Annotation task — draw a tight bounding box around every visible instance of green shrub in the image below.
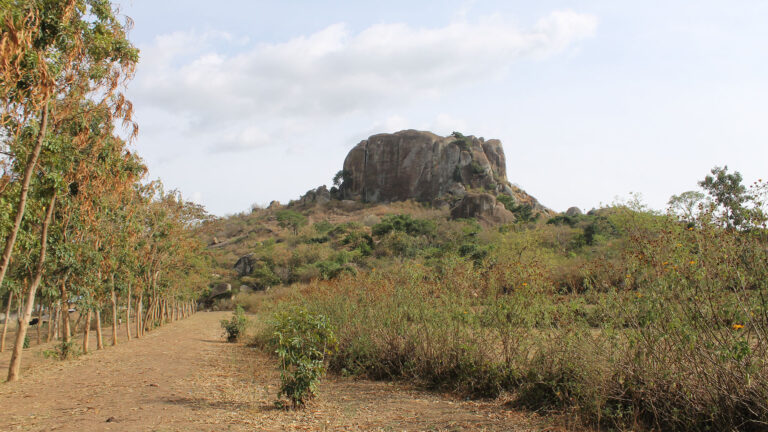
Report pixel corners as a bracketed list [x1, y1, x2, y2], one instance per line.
[43, 340, 80, 360]
[469, 160, 485, 175]
[496, 194, 515, 211]
[451, 131, 472, 152]
[313, 220, 334, 234]
[458, 243, 488, 266]
[276, 210, 307, 234]
[248, 263, 282, 288]
[220, 306, 248, 342]
[371, 214, 436, 238]
[496, 195, 538, 223]
[271, 307, 337, 407]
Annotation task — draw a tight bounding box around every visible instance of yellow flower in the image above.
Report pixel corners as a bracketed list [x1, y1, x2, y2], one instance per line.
[689, 260, 696, 265]
[626, 274, 631, 278]
[662, 261, 669, 265]
[688, 227, 694, 231]
[522, 282, 528, 287]
[732, 324, 744, 330]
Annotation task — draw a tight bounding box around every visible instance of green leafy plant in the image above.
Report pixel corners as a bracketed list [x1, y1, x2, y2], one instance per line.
[451, 131, 473, 152]
[469, 160, 485, 175]
[43, 340, 80, 360]
[271, 307, 337, 407]
[220, 306, 248, 342]
[276, 210, 307, 235]
[371, 214, 436, 237]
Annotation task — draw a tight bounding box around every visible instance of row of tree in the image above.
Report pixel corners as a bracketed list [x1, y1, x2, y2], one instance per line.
[0, 0, 212, 381]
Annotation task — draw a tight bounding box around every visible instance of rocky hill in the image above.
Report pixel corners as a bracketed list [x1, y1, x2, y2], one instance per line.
[198, 129, 555, 295]
[338, 130, 547, 215]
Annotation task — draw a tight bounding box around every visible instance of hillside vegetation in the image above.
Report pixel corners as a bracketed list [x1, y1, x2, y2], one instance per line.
[204, 167, 768, 431]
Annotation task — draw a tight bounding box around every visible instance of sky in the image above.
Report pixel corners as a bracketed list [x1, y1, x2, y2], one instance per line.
[114, 0, 768, 216]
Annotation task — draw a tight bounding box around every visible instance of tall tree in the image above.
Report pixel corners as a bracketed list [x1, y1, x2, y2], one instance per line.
[0, 0, 138, 302]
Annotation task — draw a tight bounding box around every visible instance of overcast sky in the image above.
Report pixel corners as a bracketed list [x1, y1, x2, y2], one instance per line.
[115, 0, 768, 216]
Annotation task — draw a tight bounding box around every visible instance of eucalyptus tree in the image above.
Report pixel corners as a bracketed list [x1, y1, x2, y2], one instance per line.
[7, 97, 141, 379]
[0, 0, 138, 304]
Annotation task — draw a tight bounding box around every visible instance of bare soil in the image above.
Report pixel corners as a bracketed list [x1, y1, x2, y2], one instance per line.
[0, 312, 555, 431]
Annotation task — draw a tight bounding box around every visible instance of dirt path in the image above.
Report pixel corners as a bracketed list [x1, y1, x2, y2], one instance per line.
[0, 312, 550, 431]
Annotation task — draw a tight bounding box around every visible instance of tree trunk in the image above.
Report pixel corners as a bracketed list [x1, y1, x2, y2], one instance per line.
[46, 302, 54, 342]
[159, 298, 165, 325]
[110, 275, 117, 346]
[149, 299, 156, 329]
[36, 302, 42, 344]
[1, 290, 13, 352]
[136, 294, 142, 338]
[60, 278, 71, 344]
[0, 105, 49, 292]
[83, 309, 91, 354]
[15, 294, 22, 328]
[72, 307, 84, 336]
[51, 304, 58, 340]
[53, 305, 60, 340]
[142, 297, 152, 333]
[125, 283, 131, 341]
[7, 192, 56, 382]
[95, 309, 103, 350]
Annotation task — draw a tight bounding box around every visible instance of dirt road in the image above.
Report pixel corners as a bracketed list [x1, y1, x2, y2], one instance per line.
[0, 312, 546, 431]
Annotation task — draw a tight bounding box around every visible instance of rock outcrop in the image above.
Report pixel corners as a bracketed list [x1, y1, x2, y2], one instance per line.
[340, 130, 546, 212]
[204, 283, 232, 305]
[565, 207, 583, 217]
[450, 193, 515, 225]
[234, 254, 254, 277]
[297, 186, 331, 206]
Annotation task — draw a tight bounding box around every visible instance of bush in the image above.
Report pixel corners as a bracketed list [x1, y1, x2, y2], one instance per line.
[220, 306, 248, 342]
[469, 160, 485, 175]
[276, 210, 307, 235]
[43, 340, 80, 360]
[270, 307, 337, 407]
[451, 131, 472, 152]
[371, 214, 436, 238]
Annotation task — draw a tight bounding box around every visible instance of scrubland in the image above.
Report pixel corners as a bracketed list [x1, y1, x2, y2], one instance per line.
[206, 171, 768, 431]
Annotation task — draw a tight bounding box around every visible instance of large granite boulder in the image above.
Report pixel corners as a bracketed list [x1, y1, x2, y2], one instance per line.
[565, 207, 583, 217]
[340, 130, 547, 212]
[205, 283, 232, 304]
[450, 193, 515, 225]
[234, 254, 255, 277]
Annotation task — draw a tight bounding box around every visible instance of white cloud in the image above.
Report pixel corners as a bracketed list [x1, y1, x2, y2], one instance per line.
[127, 10, 597, 215]
[131, 11, 597, 154]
